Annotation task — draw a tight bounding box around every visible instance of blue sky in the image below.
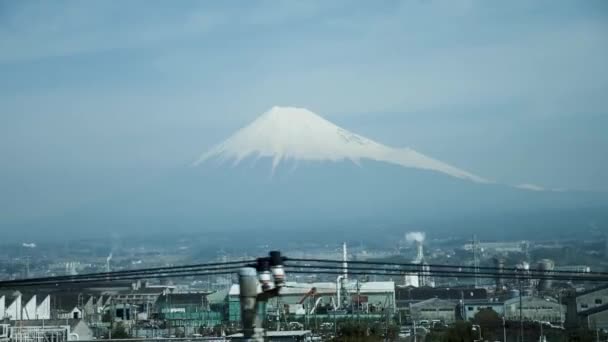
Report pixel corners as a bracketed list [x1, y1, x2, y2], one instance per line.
[1, 0, 607, 222]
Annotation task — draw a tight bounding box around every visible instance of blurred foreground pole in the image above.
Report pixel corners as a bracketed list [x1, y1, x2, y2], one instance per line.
[239, 267, 263, 341]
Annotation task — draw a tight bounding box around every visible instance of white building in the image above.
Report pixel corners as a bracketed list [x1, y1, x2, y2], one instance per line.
[228, 280, 395, 314]
[8, 320, 93, 342]
[0, 292, 52, 321]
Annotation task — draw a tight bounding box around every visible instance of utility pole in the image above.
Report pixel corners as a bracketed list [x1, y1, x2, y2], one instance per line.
[472, 235, 479, 288]
[238, 267, 260, 341]
[238, 251, 285, 342]
[503, 317, 507, 342]
[519, 279, 524, 342]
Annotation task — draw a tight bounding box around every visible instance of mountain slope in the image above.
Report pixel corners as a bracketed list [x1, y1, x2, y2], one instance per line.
[196, 106, 488, 183]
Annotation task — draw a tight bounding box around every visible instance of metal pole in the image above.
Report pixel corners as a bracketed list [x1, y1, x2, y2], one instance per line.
[519, 279, 524, 342]
[238, 267, 259, 341]
[503, 317, 507, 342]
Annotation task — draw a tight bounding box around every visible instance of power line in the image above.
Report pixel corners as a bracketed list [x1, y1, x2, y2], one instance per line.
[284, 263, 608, 282]
[4, 255, 607, 289]
[0, 269, 240, 288]
[0, 260, 255, 288]
[287, 257, 608, 277]
[285, 269, 608, 282]
[284, 263, 603, 281]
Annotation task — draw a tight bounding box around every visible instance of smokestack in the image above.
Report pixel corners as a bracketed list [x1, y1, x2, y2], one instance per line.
[416, 241, 424, 263]
[106, 253, 113, 273]
[493, 258, 505, 291]
[406, 232, 426, 263]
[342, 242, 348, 279]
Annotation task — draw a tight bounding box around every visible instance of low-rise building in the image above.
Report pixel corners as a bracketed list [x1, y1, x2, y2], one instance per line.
[8, 319, 93, 341]
[396, 286, 487, 307]
[229, 330, 312, 341]
[0, 292, 51, 320]
[579, 303, 608, 330]
[462, 300, 505, 321]
[227, 281, 395, 323]
[576, 285, 608, 312]
[410, 298, 458, 323]
[504, 296, 565, 323]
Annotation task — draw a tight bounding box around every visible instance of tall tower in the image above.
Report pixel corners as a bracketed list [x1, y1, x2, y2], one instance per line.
[342, 242, 348, 279]
[493, 257, 505, 291]
[106, 253, 113, 273]
[472, 235, 480, 288]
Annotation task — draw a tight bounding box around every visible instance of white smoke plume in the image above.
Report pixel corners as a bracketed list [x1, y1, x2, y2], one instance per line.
[22, 242, 36, 248]
[405, 232, 426, 243]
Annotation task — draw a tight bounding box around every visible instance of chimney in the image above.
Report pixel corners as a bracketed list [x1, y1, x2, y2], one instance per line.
[342, 242, 348, 279]
[415, 240, 424, 263]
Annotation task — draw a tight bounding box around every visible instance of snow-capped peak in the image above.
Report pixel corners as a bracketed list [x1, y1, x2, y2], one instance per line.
[195, 106, 488, 183]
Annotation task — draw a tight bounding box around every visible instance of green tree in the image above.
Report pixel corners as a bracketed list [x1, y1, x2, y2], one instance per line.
[111, 323, 131, 339]
[101, 310, 112, 323]
[473, 308, 502, 341]
[443, 321, 473, 342]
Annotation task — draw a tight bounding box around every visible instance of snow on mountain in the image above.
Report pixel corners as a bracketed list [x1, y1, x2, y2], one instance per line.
[516, 183, 546, 191]
[195, 106, 489, 183]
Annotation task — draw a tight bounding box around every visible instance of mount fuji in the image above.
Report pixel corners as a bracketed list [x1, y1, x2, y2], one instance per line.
[196, 106, 488, 183]
[13, 107, 608, 241]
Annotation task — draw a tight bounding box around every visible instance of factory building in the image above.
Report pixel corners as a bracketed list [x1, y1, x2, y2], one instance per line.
[2, 319, 93, 342]
[409, 298, 458, 323]
[227, 281, 395, 322]
[0, 292, 51, 320]
[157, 292, 223, 334]
[504, 296, 565, 323]
[576, 284, 608, 312]
[579, 304, 608, 330]
[462, 300, 505, 321]
[463, 241, 526, 253]
[396, 286, 487, 306]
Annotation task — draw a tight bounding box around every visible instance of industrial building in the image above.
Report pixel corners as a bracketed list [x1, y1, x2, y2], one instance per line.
[579, 304, 608, 330]
[503, 296, 565, 323]
[396, 286, 487, 305]
[1, 320, 93, 342]
[157, 292, 223, 335]
[576, 284, 608, 312]
[409, 298, 458, 323]
[463, 241, 526, 253]
[227, 281, 396, 322]
[462, 300, 505, 321]
[228, 330, 313, 341]
[0, 292, 51, 321]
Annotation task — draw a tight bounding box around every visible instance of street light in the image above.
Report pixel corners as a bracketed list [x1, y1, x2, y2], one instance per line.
[472, 324, 482, 342]
[502, 317, 507, 342]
